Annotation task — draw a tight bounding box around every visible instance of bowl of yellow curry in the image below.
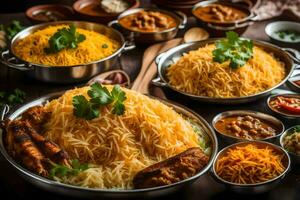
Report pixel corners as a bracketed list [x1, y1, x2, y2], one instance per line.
[0, 21, 134, 83]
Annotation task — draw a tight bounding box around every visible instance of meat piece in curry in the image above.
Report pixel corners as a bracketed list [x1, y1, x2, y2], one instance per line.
[132, 147, 209, 189]
[119, 11, 178, 32]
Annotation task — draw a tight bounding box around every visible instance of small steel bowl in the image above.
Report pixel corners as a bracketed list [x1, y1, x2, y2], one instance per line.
[212, 110, 285, 144]
[0, 91, 218, 198]
[108, 8, 187, 44]
[212, 141, 291, 194]
[0, 21, 135, 84]
[267, 94, 300, 119]
[280, 125, 300, 166]
[192, 0, 258, 37]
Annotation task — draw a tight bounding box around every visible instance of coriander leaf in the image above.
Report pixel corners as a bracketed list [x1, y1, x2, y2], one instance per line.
[44, 25, 86, 54]
[6, 20, 24, 40]
[0, 88, 26, 105]
[73, 95, 99, 120]
[212, 31, 253, 69]
[88, 83, 113, 105]
[111, 85, 126, 115]
[49, 159, 90, 179]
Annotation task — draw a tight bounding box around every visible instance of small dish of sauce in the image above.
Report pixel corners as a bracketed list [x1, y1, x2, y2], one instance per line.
[268, 95, 300, 117]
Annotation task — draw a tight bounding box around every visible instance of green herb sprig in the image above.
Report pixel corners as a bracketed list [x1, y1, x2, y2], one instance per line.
[0, 20, 24, 51]
[44, 25, 86, 54]
[49, 159, 89, 179]
[0, 88, 26, 106]
[73, 83, 126, 120]
[212, 31, 253, 69]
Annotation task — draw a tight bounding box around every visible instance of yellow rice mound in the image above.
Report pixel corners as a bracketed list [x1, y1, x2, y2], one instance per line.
[13, 25, 120, 66]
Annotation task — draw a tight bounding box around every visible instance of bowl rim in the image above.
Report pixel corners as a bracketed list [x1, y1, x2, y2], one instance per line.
[9, 21, 126, 68]
[0, 90, 218, 193]
[26, 4, 75, 21]
[267, 94, 300, 118]
[265, 21, 300, 44]
[211, 110, 285, 141]
[73, 0, 140, 17]
[279, 125, 300, 157]
[115, 7, 182, 34]
[212, 140, 291, 187]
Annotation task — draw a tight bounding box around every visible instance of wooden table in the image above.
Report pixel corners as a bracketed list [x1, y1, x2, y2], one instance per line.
[0, 3, 300, 200]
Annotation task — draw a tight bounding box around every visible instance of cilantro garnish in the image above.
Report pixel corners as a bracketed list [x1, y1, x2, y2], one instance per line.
[212, 31, 253, 69]
[44, 25, 86, 54]
[73, 83, 126, 120]
[49, 159, 89, 179]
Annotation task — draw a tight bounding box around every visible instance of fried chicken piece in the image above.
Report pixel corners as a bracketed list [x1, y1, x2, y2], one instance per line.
[23, 121, 69, 166]
[133, 147, 209, 189]
[6, 120, 48, 176]
[21, 106, 51, 133]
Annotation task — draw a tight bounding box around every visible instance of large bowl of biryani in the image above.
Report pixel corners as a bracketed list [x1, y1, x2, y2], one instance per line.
[0, 21, 131, 83]
[153, 38, 296, 104]
[0, 85, 218, 198]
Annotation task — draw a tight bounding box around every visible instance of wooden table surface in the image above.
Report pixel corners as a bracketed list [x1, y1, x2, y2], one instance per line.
[1, 2, 300, 200]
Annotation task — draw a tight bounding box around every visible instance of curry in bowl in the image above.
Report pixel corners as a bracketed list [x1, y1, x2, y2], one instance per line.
[118, 10, 178, 33]
[13, 24, 120, 66]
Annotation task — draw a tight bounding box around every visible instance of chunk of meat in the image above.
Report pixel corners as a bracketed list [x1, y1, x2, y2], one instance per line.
[22, 120, 69, 166]
[6, 120, 48, 176]
[21, 106, 51, 132]
[133, 147, 209, 189]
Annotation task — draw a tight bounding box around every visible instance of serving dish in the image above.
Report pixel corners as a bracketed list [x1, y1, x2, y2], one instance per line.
[212, 141, 291, 194]
[267, 94, 300, 119]
[0, 91, 218, 198]
[152, 38, 300, 104]
[108, 8, 187, 44]
[265, 21, 300, 50]
[73, 0, 140, 24]
[192, 0, 259, 37]
[26, 4, 74, 24]
[212, 110, 284, 144]
[0, 21, 135, 84]
[280, 125, 300, 166]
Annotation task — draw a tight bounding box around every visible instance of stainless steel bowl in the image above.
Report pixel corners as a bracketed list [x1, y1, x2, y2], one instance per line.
[267, 94, 300, 119]
[108, 8, 187, 44]
[152, 38, 300, 104]
[280, 125, 300, 166]
[212, 110, 285, 144]
[212, 141, 291, 194]
[0, 92, 218, 198]
[192, 0, 259, 37]
[0, 21, 134, 84]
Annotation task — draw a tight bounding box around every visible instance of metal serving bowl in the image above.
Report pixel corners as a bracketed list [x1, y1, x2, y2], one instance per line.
[0, 92, 218, 198]
[192, 0, 259, 37]
[108, 8, 187, 44]
[152, 38, 300, 104]
[212, 110, 285, 144]
[0, 21, 134, 84]
[280, 125, 300, 166]
[212, 141, 291, 194]
[267, 94, 300, 119]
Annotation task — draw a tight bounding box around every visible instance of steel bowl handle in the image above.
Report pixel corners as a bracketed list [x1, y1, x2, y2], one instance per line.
[175, 11, 187, 29]
[1, 50, 32, 71]
[151, 77, 167, 87]
[155, 52, 166, 66]
[123, 40, 136, 51]
[283, 48, 300, 65]
[0, 104, 9, 127]
[107, 20, 119, 28]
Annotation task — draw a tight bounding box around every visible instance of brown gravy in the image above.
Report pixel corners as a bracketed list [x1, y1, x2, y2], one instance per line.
[119, 11, 178, 32]
[193, 3, 247, 23]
